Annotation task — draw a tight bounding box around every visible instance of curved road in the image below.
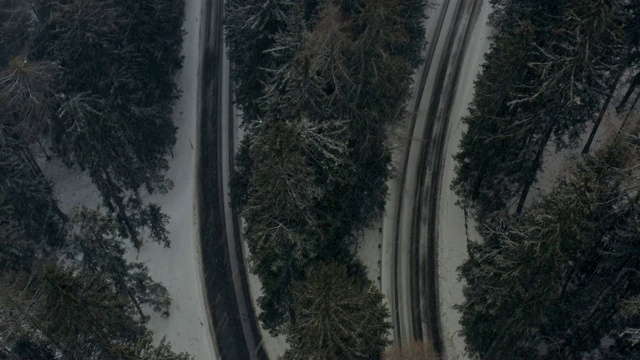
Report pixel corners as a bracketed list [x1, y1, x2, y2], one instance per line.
[383, 0, 483, 356]
[197, 0, 266, 359]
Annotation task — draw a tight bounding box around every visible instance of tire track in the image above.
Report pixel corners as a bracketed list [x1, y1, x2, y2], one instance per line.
[392, 0, 451, 347]
[415, 1, 483, 357]
[390, 0, 483, 356]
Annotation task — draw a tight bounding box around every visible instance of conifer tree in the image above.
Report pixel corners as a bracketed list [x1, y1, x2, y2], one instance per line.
[0, 136, 65, 272]
[231, 0, 427, 337]
[281, 263, 390, 360]
[0, 55, 58, 144]
[243, 118, 352, 333]
[617, 1, 640, 113]
[68, 207, 171, 319]
[225, 0, 294, 124]
[29, 0, 185, 249]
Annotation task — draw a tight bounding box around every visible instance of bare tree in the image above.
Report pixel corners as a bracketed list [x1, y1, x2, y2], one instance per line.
[0, 55, 58, 144]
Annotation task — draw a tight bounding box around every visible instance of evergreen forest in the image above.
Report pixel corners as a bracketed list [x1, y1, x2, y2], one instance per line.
[0, 0, 190, 358]
[454, 0, 640, 358]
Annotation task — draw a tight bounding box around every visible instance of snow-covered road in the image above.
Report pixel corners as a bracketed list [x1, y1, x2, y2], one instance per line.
[434, 1, 493, 358]
[359, 0, 493, 358]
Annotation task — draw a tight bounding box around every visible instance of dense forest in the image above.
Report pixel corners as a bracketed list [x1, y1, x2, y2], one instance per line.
[225, 0, 428, 357]
[453, 0, 640, 217]
[0, 0, 190, 358]
[455, 0, 640, 358]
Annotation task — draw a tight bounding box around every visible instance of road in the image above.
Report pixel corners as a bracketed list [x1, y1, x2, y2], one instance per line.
[197, 0, 266, 358]
[381, 0, 484, 356]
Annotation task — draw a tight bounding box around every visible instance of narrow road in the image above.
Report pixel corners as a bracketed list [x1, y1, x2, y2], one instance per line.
[383, 0, 483, 356]
[197, 0, 266, 358]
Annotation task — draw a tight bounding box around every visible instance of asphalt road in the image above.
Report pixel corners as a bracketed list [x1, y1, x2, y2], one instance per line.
[197, 0, 266, 358]
[384, 0, 483, 356]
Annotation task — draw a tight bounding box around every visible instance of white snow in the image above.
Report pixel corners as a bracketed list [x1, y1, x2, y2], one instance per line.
[38, 0, 219, 358]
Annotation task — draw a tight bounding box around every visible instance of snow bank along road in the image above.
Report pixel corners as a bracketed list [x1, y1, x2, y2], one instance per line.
[197, 0, 266, 358]
[381, 0, 484, 356]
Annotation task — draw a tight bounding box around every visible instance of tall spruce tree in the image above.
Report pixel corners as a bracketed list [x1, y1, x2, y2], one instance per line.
[28, 0, 185, 249]
[0, 136, 65, 272]
[617, 1, 640, 113]
[281, 263, 391, 360]
[68, 207, 171, 320]
[230, 0, 428, 338]
[243, 118, 353, 333]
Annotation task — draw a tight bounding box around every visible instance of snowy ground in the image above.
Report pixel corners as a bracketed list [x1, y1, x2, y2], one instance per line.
[38, 0, 219, 359]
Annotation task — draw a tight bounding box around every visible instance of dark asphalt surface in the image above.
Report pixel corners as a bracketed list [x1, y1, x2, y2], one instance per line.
[197, 0, 267, 358]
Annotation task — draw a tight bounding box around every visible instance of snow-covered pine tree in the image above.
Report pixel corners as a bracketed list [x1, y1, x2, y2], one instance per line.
[453, 0, 631, 217]
[69, 207, 171, 320]
[0, 136, 65, 272]
[33, 0, 184, 249]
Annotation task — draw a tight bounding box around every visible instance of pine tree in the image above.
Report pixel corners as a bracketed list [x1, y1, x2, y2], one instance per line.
[242, 119, 352, 333]
[0, 136, 65, 272]
[0, 0, 45, 64]
[28, 0, 185, 249]
[616, 1, 640, 113]
[68, 207, 171, 319]
[281, 263, 391, 360]
[231, 0, 428, 337]
[0, 55, 58, 144]
[225, 0, 295, 124]
[453, 19, 539, 215]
